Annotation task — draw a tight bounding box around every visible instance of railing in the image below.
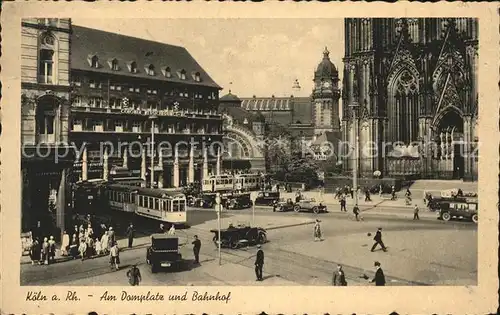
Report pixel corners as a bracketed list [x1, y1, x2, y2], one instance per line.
[71, 105, 222, 119]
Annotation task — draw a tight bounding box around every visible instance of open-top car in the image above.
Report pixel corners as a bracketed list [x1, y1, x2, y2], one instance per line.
[146, 234, 183, 273]
[210, 224, 267, 249]
[274, 198, 295, 212]
[254, 191, 280, 206]
[226, 193, 253, 210]
[293, 197, 327, 214]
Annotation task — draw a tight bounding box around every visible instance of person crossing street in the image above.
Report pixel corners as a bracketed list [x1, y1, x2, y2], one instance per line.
[127, 264, 142, 286]
[370, 228, 387, 252]
[192, 235, 201, 264]
[369, 261, 386, 286]
[413, 204, 420, 220]
[255, 244, 264, 281]
[340, 197, 347, 212]
[126, 223, 135, 248]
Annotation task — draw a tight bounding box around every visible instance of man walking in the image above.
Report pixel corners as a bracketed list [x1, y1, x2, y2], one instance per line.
[413, 204, 420, 220]
[340, 197, 347, 212]
[332, 264, 347, 286]
[370, 228, 387, 252]
[369, 261, 386, 286]
[127, 264, 142, 286]
[255, 244, 264, 281]
[126, 223, 135, 248]
[192, 235, 201, 264]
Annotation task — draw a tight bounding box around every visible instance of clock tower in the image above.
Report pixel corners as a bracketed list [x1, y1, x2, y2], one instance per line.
[312, 47, 341, 135]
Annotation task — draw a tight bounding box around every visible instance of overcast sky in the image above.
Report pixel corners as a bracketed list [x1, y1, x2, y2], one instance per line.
[72, 18, 344, 98]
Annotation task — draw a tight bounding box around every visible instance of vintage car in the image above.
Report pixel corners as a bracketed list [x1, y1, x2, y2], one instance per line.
[254, 191, 280, 206]
[274, 198, 295, 212]
[210, 224, 267, 249]
[226, 193, 253, 210]
[293, 198, 327, 214]
[436, 198, 478, 223]
[146, 234, 183, 273]
[188, 193, 224, 208]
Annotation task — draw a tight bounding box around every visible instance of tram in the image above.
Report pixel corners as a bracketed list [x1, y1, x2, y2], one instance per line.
[104, 185, 187, 225]
[135, 187, 187, 224]
[202, 173, 264, 192]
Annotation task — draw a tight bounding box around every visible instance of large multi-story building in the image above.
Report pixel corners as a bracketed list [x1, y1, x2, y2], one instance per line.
[69, 26, 223, 188]
[342, 18, 478, 180]
[20, 20, 224, 233]
[21, 18, 75, 232]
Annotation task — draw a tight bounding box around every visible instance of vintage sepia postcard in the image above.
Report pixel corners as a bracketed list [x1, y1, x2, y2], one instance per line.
[1, 2, 498, 314]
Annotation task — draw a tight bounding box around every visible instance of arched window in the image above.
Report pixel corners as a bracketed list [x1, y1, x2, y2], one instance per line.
[39, 33, 56, 84]
[163, 67, 172, 78]
[388, 69, 419, 144]
[180, 69, 186, 80]
[194, 72, 201, 82]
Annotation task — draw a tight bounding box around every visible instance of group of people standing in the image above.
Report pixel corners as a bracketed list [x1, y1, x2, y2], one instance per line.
[28, 235, 57, 265]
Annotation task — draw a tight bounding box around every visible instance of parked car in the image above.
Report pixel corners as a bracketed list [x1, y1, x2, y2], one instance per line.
[436, 198, 478, 223]
[274, 198, 295, 212]
[146, 234, 183, 273]
[254, 191, 280, 206]
[293, 198, 327, 214]
[211, 224, 267, 249]
[226, 193, 253, 210]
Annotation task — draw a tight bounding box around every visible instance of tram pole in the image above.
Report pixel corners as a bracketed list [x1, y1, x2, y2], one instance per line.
[216, 192, 222, 266]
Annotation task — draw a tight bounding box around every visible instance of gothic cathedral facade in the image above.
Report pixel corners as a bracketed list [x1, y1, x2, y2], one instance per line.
[342, 18, 478, 181]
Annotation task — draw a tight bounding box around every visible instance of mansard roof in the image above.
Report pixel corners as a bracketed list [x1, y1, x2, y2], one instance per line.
[71, 25, 221, 89]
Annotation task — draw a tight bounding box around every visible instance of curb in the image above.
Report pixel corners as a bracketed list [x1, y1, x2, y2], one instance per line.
[266, 221, 316, 231]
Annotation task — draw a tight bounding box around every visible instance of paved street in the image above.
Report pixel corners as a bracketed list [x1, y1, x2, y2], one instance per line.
[21, 203, 477, 286]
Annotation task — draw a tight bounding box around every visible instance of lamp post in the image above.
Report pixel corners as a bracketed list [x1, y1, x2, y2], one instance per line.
[149, 115, 158, 188]
[349, 102, 360, 208]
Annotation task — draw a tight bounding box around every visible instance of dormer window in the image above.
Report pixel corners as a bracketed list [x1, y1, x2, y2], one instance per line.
[179, 69, 187, 80]
[129, 61, 138, 73]
[145, 64, 155, 76]
[193, 72, 201, 82]
[90, 55, 99, 68]
[162, 67, 172, 78]
[109, 58, 119, 71]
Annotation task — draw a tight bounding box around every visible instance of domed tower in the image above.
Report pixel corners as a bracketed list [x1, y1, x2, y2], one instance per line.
[312, 47, 341, 135]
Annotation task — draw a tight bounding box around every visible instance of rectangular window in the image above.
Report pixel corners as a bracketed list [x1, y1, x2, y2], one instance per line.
[115, 121, 123, 132]
[93, 121, 103, 132]
[72, 77, 82, 87]
[38, 49, 54, 84]
[116, 85, 122, 91]
[173, 200, 179, 212]
[155, 199, 159, 210]
[89, 97, 102, 108]
[132, 122, 141, 133]
[89, 80, 100, 89]
[152, 89, 157, 95]
[72, 96, 82, 107]
[73, 119, 82, 131]
[135, 87, 140, 93]
[129, 86, 134, 92]
[110, 85, 115, 90]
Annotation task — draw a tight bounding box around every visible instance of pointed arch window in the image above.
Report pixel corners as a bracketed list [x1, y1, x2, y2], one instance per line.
[110, 58, 119, 71]
[129, 61, 138, 73]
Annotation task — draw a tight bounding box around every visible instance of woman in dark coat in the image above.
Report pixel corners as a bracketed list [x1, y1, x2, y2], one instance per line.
[30, 239, 41, 265]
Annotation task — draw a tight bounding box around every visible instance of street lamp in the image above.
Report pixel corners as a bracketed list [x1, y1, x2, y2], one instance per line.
[215, 192, 222, 266]
[349, 102, 360, 208]
[149, 114, 158, 188]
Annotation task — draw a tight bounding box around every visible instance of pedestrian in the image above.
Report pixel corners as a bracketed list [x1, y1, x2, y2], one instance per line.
[369, 261, 386, 286]
[313, 219, 322, 241]
[78, 239, 87, 261]
[29, 238, 40, 265]
[168, 224, 176, 235]
[110, 242, 120, 271]
[370, 228, 387, 252]
[101, 231, 109, 254]
[126, 223, 135, 248]
[340, 197, 347, 212]
[69, 234, 78, 259]
[158, 223, 165, 233]
[48, 236, 56, 262]
[95, 237, 103, 255]
[390, 186, 396, 200]
[41, 237, 49, 265]
[86, 236, 95, 258]
[379, 184, 383, 197]
[413, 204, 420, 220]
[350, 187, 354, 199]
[61, 230, 70, 256]
[272, 200, 278, 212]
[353, 206, 360, 221]
[365, 190, 371, 202]
[107, 227, 115, 250]
[332, 264, 347, 286]
[192, 235, 201, 264]
[127, 264, 142, 286]
[255, 244, 264, 281]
